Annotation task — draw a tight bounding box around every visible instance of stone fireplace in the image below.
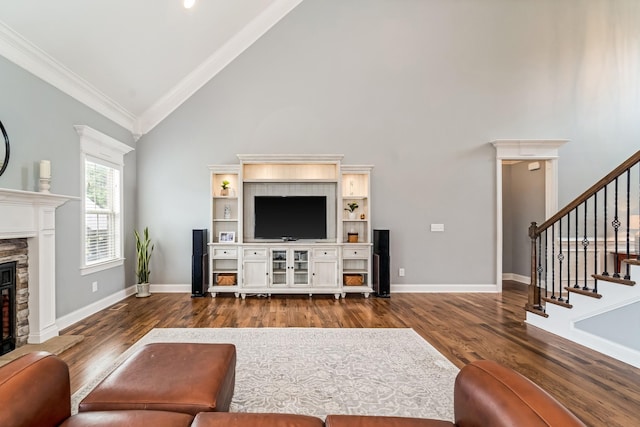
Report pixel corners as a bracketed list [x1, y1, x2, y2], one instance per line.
[0, 188, 75, 346]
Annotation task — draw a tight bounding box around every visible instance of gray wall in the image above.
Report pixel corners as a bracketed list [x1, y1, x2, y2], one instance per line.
[0, 56, 137, 317]
[137, 0, 640, 288]
[502, 162, 545, 278]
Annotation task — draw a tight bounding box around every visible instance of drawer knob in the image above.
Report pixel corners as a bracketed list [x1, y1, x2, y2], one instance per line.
[324, 252, 327, 255]
[254, 251, 257, 255]
[223, 251, 227, 254]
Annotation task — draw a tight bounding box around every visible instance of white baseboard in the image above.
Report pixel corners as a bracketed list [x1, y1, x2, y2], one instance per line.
[56, 285, 137, 331]
[150, 284, 191, 293]
[56, 284, 191, 332]
[502, 273, 530, 284]
[391, 284, 500, 293]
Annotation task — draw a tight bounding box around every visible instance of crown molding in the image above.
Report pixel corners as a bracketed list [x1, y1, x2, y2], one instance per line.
[0, 20, 136, 132]
[135, 0, 305, 135]
[491, 139, 570, 159]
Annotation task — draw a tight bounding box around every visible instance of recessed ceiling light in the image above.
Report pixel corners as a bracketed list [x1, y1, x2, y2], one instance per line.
[184, 0, 195, 9]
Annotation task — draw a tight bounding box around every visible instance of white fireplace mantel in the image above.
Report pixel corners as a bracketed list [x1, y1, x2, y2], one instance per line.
[0, 188, 78, 343]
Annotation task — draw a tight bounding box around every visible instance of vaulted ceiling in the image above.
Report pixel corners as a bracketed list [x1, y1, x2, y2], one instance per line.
[0, 0, 303, 136]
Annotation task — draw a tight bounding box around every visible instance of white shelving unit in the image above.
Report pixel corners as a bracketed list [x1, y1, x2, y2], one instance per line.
[208, 155, 373, 299]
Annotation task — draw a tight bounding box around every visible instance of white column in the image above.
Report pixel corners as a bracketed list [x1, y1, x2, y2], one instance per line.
[27, 205, 59, 343]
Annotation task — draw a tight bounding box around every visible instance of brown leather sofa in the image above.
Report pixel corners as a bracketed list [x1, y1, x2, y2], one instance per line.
[0, 351, 585, 427]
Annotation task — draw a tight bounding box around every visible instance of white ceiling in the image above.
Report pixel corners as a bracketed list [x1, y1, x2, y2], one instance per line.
[0, 0, 303, 136]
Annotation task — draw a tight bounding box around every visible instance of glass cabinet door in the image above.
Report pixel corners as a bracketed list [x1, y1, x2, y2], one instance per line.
[271, 249, 287, 286]
[292, 250, 309, 285]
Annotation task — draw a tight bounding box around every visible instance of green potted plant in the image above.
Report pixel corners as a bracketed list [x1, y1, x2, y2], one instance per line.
[134, 227, 154, 298]
[345, 201, 359, 219]
[220, 180, 230, 196]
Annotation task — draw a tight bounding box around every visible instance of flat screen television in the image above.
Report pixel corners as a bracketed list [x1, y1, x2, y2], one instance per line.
[254, 196, 327, 240]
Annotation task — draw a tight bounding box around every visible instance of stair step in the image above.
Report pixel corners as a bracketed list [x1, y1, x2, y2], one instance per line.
[525, 305, 548, 318]
[565, 286, 602, 298]
[542, 296, 573, 309]
[622, 258, 640, 266]
[592, 274, 636, 286]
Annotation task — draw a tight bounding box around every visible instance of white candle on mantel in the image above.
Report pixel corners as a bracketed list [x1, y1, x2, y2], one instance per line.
[40, 160, 51, 179]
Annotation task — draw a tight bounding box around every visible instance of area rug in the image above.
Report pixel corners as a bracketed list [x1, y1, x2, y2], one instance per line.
[71, 328, 459, 421]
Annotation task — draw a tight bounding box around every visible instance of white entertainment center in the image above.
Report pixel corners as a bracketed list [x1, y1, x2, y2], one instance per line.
[208, 154, 373, 299]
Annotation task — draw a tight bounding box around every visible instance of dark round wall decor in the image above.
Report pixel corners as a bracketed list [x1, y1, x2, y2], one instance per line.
[0, 120, 9, 177]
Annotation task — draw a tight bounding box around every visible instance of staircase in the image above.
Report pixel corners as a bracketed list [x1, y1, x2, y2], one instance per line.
[525, 150, 640, 368]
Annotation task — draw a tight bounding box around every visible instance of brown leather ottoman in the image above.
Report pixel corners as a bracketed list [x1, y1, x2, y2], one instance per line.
[79, 343, 236, 416]
[192, 412, 325, 427]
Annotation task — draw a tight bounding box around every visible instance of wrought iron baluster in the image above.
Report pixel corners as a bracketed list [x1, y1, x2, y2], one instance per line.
[544, 229, 549, 298]
[582, 201, 589, 290]
[593, 191, 598, 294]
[567, 211, 571, 291]
[613, 177, 621, 278]
[551, 224, 556, 299]
[537, 236, 543, 298]
[558, 218, 564, 302]
[603, 185, 609, 276]
[625, 168, 631, 280]
[574, 207, 579, 288]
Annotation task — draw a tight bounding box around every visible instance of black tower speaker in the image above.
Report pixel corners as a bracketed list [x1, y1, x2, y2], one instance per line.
[191, 229, 209, 297]
[373, 229, 390, 298]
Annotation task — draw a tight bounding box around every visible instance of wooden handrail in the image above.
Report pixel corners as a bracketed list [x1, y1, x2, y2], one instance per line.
[535, 150, 640, 234]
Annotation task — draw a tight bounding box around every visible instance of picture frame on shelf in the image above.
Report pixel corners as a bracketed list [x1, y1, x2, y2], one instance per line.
[219, 231, 235, 243]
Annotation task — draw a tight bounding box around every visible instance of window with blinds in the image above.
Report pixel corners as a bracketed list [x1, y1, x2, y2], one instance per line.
[84, 159, 121, 265]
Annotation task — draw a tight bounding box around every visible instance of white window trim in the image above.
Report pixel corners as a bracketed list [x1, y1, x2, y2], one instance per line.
[76, 125, 134, 275]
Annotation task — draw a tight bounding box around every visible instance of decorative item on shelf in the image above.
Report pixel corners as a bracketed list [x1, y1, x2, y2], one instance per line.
[134, 227, 154, 298]
[344, 274, 363, 286]
[216, 273, 236, 286]
[345, 201, 358, 219]
[347, 228, 358, 243]
[219, 231, 235, 242]
[220, 180, 230, 196]
[360, 213, 366, 220]
[39, 160, 51, 193]
[223, 204, 231, 219]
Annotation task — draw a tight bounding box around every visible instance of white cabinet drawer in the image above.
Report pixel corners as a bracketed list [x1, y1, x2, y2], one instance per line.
[244, 248, 268, 258]
[212, 247, 237, 258]
[343, 247, 370, 259]
[313, 248, 338, 258]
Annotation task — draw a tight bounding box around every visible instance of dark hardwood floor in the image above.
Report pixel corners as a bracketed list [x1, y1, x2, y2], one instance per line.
[58, 281, 640, 427]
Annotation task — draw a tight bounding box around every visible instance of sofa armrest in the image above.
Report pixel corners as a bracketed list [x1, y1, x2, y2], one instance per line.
[454, 360, 586, 427]
[0, 351, 71, 427]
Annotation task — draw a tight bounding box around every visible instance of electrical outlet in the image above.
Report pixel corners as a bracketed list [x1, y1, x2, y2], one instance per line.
[430, 223, 445, 232]
[92, 281, 98, 292]
[399, 268, 405, 277]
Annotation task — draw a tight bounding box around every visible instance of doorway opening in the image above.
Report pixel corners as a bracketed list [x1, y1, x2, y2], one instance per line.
[492, 140, 569, 291]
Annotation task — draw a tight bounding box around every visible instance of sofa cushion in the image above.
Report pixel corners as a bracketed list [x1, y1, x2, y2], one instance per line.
[325, 415, 454, 427]
[192, 412, 325, 427]
[59, 410, 194, 427]
[79, 343, 236, 415]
